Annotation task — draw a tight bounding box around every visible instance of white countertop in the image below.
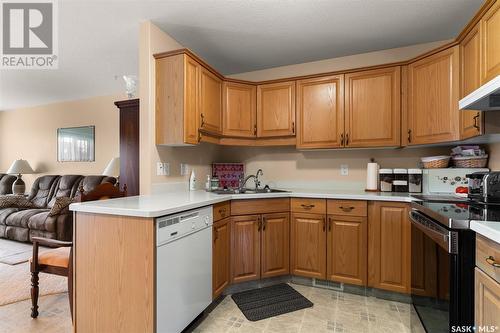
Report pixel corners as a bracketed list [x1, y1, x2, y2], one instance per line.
[471, 221, 500, 244]
[69, 188, 414, 218]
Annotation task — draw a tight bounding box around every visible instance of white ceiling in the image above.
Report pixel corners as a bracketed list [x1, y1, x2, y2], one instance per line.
[0, 0, 484, 111]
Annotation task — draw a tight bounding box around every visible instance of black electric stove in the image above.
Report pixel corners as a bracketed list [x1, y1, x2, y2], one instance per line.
[410, 198, 500, 333]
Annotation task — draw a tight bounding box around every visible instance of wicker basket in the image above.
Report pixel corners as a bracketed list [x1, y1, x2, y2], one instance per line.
[452, 155, 488, 168]
[421, 156, 450, 169]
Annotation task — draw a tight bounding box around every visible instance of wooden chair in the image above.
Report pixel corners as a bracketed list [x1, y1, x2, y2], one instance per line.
[30, 182, 127, 319]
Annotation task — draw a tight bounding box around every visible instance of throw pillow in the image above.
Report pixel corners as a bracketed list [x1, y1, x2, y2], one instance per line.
[0, 195, 35, 209]
[48, 196, 74, 217]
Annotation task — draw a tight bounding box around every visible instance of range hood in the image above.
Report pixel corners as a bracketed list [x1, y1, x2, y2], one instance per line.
[459, 75, 500, 111]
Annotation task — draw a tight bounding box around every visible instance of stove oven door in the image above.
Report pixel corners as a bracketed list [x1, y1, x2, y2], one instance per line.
[410, 210, 454, 333]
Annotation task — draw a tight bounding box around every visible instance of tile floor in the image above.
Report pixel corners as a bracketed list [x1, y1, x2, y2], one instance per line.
[0, 283, 426, 333]
[194, 283, 425, 333]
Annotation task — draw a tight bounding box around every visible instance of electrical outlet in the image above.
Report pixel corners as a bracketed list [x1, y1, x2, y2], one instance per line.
[180, 163, 189, 176]
[157, 162, 165, 176]
[340, 164, 349, 176]
[163, 163, 170, 176]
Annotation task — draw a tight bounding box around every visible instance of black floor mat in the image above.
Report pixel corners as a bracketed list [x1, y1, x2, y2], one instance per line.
[231, 283, 313, 321]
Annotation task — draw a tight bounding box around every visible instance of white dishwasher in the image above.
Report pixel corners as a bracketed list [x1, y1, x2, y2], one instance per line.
[156, 206, 213, 333]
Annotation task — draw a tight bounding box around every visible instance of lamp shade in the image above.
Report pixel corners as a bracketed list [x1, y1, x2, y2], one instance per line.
[102, 157, 120, 177]
[6, 159, 34, 175]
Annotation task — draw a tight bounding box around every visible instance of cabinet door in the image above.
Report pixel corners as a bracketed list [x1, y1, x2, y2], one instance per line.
[199, 67, 222, 134]
[261, 213, 290, 278]
[368, 202, 411, 294]
[481, 0, 500, 83]
[231, 215, 261, 283]
[290, 213, 326, 279]
[410, 225, 438, 297]
[475, 268, 500, 329]
[327, 215, 367, 286]
[460, 24, 483, 140]
[296, 75, 344, 149]
[407, 46, 460, 145]
[213, 217, 231, 298]
[257, 81, 296, 137]
[184, 55, 200, 144]
[345, 67, 400, 148]
[223, 82, 257, 138]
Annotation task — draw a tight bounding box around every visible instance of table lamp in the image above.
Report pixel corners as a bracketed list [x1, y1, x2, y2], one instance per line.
[7, 159, 35, 195]
[102, 157, 120, 185]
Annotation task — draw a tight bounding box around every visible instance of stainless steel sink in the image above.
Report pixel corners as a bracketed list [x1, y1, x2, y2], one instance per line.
[212, 188, 289, 195]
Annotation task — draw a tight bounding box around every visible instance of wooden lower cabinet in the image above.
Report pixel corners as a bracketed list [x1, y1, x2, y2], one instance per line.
[261, 213, 290, 278]
[367, 202, 411, 293]
[231, 215, 261, 283]
[411, 226, 438, 297]
[327, 215, 367, 286]
[290, 212, 326, 279]
[475, 268, 500, 329]
[213, 217, 231, 298]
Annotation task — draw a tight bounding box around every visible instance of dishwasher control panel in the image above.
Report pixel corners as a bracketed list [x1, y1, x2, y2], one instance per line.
[156, 206, 213, 246]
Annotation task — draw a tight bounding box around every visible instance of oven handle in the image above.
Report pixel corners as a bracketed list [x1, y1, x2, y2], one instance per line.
[409, 210, 457, 254]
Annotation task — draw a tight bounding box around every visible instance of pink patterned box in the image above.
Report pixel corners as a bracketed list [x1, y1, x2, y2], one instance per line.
[212, 163, 244, 189]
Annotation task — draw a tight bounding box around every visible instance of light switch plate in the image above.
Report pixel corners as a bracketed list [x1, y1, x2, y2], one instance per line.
[163, 163, 170, 176]
[340, 164, 349, 176]
[157, 162, 165, 176]
[180, 163, 189, 176]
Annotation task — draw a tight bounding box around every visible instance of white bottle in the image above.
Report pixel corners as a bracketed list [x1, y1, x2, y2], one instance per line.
[189, 170, 196, 191]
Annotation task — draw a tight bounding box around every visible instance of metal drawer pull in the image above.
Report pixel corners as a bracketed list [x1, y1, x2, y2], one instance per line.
[340, 206, 355, 212]
[322, 218, 326, 232]
[214, 228, 218, 242]
[300, 204, 315, 209]
[218, 208, 226, 216]
[262, 217, 267, 231]
[328, 217, 332, 231]
[486, 256, 500, 268]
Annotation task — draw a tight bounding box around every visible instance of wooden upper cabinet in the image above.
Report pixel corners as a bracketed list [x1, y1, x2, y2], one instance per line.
[213, 217, 231, 299]
[231, 215, 261, 283]
[345, 67, 401, 148]
[261, 213, 290, 278]
[475, 268, 500, 329]
[199, 67, 222, 135]
[223, 82, 257, 138]
[368, 201, 411, 294]
[407, 46, 460, 145]
[481, 0, 500, 83]
[327, 215, 367, 286]
[461, 24, 483, 140]
[257, 81, 296, 137]
[290, 212, 326, 279]
[296, 75, 344, 149]
[155, 54, 199, 145]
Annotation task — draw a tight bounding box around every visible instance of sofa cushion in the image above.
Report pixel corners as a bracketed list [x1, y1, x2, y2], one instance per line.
[28, 211, 72, 241]
[48, 197, 74, 217]
[0, 207, 19, 226]
[47, 175, 83, 208]
[0, 174, 16, 195]
[5, 226, 29, 242]
[27, 175, 60, 208]
[5, 209, 49, 228]
[0, 195, 36, 209]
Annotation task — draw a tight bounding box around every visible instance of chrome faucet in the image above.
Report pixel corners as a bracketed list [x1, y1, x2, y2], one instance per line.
[239, 169, 264, 191]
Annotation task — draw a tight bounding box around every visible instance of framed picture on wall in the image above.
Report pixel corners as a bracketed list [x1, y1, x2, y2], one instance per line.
[57, 126, 95, 162]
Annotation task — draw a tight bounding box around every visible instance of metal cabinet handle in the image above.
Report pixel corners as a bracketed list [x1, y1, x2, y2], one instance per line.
[292, 121, 295, 134]
[473, 113, 480, 131]
[345, 133, 349, 146]
[328, 217, 332, 231]
[257, 217, 262, 231]
[214, 228, 218, 242]
[262, 217, 267, 231]
[197, 132, 202, 143]
[341, 133, 344, 146]
[486, 256, 500, 268]
[339, 206, 355, 212]
[200, 113, 205, 128]
[322, 217, 326, 232]
[300, 204, 315, 210]
[218, 207, 226, 217]
[254, 124, 257, 136]
[407, 129, 412, 143]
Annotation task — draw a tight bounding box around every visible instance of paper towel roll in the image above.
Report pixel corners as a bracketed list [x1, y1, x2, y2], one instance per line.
[366, 162, 379, 191]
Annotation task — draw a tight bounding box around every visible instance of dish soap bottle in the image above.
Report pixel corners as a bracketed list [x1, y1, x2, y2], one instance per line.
[189, 170, 196, 191]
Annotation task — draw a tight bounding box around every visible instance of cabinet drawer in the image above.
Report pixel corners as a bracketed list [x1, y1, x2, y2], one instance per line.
[476, 235, 500, 284]
[213, 202, 230, 222]
[231, 198, 290, 216]
[327, 200, 367, 216]
[291, 198, 326, 214]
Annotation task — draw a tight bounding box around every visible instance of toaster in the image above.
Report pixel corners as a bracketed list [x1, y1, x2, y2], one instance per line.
[468, 171, 500, 203]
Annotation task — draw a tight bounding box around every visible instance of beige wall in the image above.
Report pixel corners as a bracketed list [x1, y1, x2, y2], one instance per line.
[0, 94, 121, 190]
[228, 40, 452, 81]
[488, 143, 500, 170]
[139, 21, 222, 194]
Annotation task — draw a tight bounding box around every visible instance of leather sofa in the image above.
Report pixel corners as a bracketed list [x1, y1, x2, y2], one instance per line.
[0, 174, 16, 195]
[0, 175, 116, 242]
